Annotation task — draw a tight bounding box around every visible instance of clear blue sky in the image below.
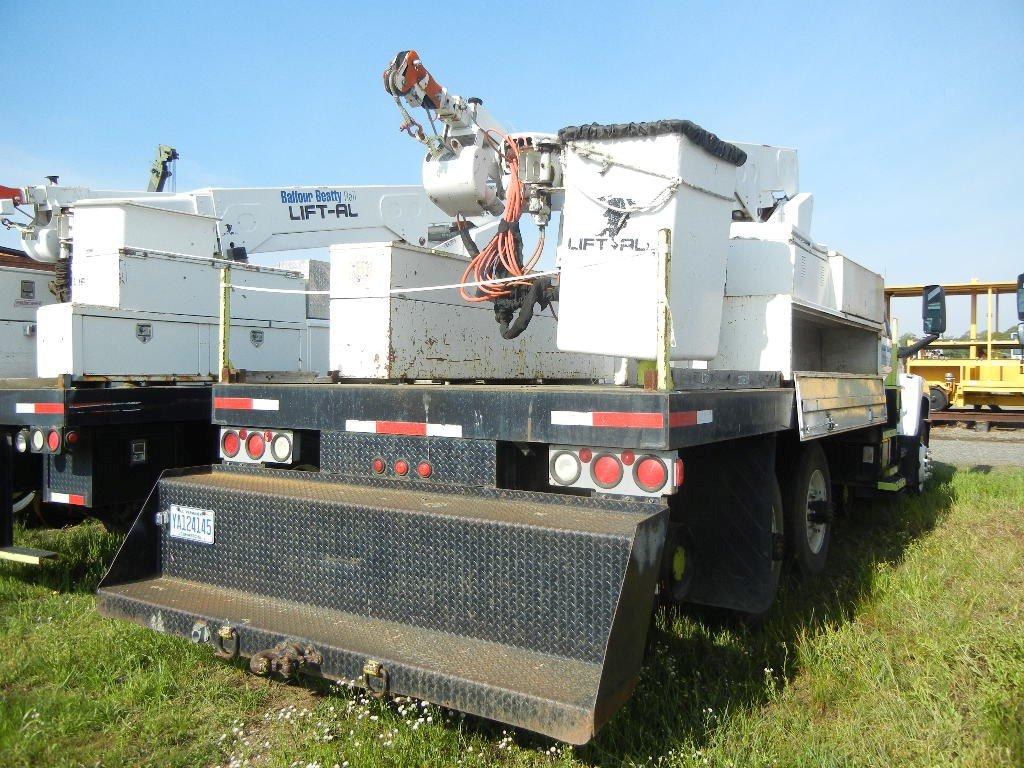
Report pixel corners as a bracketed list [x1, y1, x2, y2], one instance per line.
[3, 0, 1021, 335]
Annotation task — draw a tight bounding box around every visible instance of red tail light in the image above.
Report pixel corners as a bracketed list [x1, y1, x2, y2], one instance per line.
[221, 430, 241, 458]
[372, 457, 386, 474]
[245, 432, 266, 459]
[634, 456, 668, 493]
[417, 461, 433, 478]
[47, 430, 61, 452]
[395, 459, 410, 476]
[548, 446, 681, 497]
[591, 454, 624, 488]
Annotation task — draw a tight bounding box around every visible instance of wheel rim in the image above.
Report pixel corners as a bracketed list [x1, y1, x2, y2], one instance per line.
[805, 469, 828, 553]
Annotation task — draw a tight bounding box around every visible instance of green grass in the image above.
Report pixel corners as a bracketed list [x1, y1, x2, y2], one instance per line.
[1, 464, 1021, 767]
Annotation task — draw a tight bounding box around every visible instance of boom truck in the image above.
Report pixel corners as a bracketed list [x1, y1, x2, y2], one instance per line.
[96, 52, 945, 744]
[0, 169, 453, 562]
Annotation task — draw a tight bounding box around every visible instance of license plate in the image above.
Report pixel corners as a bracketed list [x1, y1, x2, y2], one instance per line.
[168, 504, 215, 544]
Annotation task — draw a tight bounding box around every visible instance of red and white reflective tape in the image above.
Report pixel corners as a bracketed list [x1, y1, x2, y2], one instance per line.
[550, 409, 713, 429]
[15, 402, 64, 415]
[48, 491, 86, 506]
[668, 409, 714, 427]
[344, 419, 463, 438]
[213, 397, 280, 411]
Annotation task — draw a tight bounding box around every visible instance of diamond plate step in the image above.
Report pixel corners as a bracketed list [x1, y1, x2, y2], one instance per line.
[98, 466, 668, 743]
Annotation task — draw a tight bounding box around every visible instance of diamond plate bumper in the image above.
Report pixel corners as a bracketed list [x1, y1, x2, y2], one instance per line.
[97, 466, 667, 744]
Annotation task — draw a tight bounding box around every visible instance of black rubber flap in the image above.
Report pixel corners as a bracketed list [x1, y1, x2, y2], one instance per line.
[558, 119, 747, 166]
[98, 466, 668, 744]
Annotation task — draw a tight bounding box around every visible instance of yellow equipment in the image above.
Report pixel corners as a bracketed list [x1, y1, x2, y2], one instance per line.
[886, 278, 1024, 413]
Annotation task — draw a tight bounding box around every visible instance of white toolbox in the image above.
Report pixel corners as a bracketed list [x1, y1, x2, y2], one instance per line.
[276, 259, 330, 320]
[330, 242, 615, 381]
[71, 247, 306, 321]
[0, 320, 42, 379]
[0, 260, 58, 378]
[555, 122, 740, 361]
[36, 303, 314, 380]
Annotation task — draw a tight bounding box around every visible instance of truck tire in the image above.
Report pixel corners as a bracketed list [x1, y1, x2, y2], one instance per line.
[902, 410, 932, 494]
[784, 441, 832, 577]
[929, 385, 950, 412]
[766, 477, 785, 586]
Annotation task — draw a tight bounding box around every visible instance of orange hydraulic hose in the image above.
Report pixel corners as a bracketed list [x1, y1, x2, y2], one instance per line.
[458, 133, 543, 303]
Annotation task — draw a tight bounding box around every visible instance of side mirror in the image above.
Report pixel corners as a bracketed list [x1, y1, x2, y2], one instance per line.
[1017, 274, 1023, 351]
[922, 284, 946, 335]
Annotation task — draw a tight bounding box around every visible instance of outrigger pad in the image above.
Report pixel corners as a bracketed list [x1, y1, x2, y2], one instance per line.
[97, 467, 668, 744]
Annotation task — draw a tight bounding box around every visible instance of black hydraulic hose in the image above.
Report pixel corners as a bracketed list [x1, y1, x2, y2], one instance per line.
[497, 277, 552, 339]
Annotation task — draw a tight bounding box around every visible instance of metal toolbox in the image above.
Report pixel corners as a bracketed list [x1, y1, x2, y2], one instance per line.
[36, 303, 312, 380]
[329, 242, 615, 381]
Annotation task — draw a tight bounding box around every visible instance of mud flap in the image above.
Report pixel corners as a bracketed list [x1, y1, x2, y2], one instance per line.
[673, 433, 782, 614]
[97, 466, 667, 744]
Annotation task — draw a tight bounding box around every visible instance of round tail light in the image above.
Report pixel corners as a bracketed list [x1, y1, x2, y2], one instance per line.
[372, 457, 386, 474]
[395, 459, 410, 476]
[417, 461, 433, 478]
[634, 456, 668, 493]
[270, 433, 292, 462]
[245, 432, 266, 460]
[591, 453, 623, 488]
[30, 429, 45, 452]
[14, 430, 29, 453]
[221, 430, 241, 458]
[550, 451, 582, 485]
[47, 430, 61, 452]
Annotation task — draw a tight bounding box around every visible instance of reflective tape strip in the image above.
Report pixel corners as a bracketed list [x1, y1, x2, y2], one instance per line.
[668, 409, 713, 427]
[15, 402, 64, 415]
[551, 410, 663, 428]
[214, 397, 279, 411]
[48, 492, 86, 505]
[551, 408, 713, 429]
[345, 419, 463, 438]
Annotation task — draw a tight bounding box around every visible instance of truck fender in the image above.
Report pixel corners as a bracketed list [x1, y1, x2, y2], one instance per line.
[897, 373, 926, 437]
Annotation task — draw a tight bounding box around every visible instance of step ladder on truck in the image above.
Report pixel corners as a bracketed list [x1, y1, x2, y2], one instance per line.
[97, 52, 947, 744]
[0, 166, 455, 563]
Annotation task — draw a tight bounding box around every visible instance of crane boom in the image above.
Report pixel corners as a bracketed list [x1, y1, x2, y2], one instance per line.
[147, 145, 180, 192]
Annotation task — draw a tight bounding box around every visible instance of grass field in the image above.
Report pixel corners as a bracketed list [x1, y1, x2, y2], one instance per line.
[1, 463, 1021, 768]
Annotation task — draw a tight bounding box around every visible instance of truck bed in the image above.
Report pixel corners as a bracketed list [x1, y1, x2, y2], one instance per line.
[212, 371, 794, 451]
[0, 379, 212, 427]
